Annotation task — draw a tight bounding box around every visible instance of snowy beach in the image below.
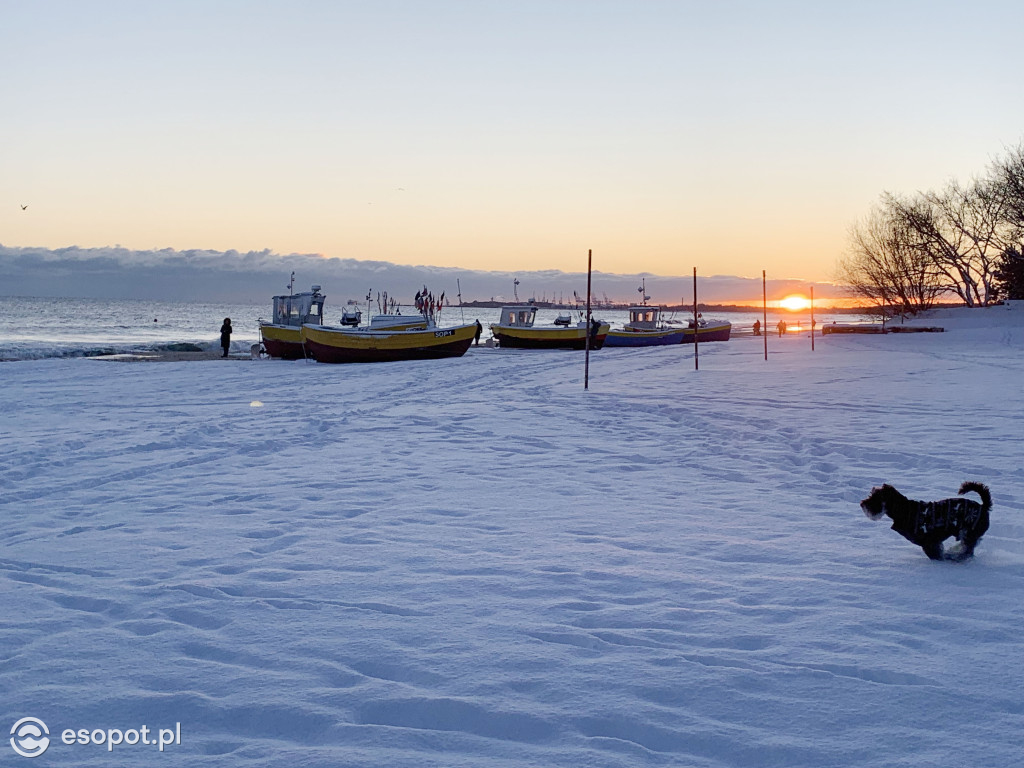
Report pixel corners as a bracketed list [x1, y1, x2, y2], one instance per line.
[3, 306, 1023, 767]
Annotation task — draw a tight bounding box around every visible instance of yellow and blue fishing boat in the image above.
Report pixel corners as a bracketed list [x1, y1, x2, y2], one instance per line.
[489, 304, 610, 350]
[605, 300, 686, 347]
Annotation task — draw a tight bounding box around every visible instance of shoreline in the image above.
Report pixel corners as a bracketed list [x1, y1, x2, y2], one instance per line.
[90, 350, 252, 362]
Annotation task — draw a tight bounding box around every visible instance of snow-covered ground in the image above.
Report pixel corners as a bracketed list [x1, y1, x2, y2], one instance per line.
[3, 306, 1023, 767]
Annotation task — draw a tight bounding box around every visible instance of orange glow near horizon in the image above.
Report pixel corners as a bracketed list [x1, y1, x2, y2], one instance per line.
[724, 296, 863, 310]
[779, 294, 811, 312]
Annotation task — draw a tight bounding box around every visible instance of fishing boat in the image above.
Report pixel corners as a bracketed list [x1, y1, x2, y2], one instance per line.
[259, 276, 326, 359]
[489, 304, 610, 350]
[681, 316, 732, 343]
[605, 283, 687, 347]
[605, 308, 687, 346]
[821, 323, 885, 335]
[300, 285, 474, 363]
[821, 322, 943, 335]
[300, 322, 476, 363]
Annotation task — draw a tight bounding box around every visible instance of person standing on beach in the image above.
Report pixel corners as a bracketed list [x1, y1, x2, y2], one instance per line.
[474, 320, 482, 346]
[753, 319, 761, 336]
[777, 319, 786, 337]
[220, 318, 232, 357]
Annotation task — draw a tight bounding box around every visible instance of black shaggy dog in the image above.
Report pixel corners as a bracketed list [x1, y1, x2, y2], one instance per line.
[861, 481, 991, 561]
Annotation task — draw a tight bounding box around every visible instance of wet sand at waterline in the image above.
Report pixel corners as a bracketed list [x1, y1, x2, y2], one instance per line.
[91, 350, 251, 362]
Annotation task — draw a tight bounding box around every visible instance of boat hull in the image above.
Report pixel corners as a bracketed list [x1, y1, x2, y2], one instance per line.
[681, 322, 732, 343]
[821, 324, 884, 335]
[490, 323, 610, 350]
[300, 323, 476, 364]
[260, 324, 306, 359]
[605, 328, 687, 347]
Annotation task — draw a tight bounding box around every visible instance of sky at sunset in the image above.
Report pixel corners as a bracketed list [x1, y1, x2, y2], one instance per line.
[3, 0, 1024, 285]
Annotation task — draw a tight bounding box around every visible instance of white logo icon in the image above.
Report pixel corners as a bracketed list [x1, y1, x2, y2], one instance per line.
[10, 718, 50, 758]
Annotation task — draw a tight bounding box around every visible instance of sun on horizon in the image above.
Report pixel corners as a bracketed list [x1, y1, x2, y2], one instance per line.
[779, 294, 811, 311]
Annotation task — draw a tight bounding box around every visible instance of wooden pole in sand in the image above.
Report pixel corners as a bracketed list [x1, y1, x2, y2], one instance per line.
[763, 270, 768, 361]
[693, 267, 699, 371]
[810, 286, 815, 352]
[584, 249, 592, 390]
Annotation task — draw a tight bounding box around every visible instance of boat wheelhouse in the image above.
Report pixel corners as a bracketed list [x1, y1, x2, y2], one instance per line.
[624, 304, 666, 331]
[259, 280, 326, 359]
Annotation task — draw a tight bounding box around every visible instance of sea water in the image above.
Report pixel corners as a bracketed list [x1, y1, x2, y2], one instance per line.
[0, 295, 845, 361]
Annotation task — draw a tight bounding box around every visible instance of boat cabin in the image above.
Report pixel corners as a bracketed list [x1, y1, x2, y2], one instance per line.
[624, 304, 665, 331]
[273, 286, 325, 326]
[497, 305, 538, 328]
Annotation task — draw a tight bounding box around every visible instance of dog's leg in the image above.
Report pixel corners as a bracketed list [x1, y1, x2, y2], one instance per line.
[921, 541, 945, 561]
[946, 538, 977, 562]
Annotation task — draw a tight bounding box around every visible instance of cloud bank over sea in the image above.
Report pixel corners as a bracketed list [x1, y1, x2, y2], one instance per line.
[1, 245, 845, 305]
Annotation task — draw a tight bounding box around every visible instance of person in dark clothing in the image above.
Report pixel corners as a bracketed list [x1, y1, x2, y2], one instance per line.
[220, 318, 232, 357]
[474, 319, 482, 345]
[753, 319, 761, 336]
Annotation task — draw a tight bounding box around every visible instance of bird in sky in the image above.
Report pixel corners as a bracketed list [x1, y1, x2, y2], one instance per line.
[20, 204, 28, 210]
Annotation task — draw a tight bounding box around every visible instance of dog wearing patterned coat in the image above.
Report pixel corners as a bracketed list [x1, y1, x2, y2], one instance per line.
[861, 481, 991, 561]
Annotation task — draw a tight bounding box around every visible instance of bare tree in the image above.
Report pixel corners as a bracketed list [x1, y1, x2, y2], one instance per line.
[885, 177, 1017, 307]
[995, 143, 1024, 228]
[837, 203, 946, 316]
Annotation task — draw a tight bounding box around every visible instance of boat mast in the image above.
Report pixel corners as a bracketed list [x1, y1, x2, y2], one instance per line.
[693, 267, 699, 371]
[584, 249, 593, 390]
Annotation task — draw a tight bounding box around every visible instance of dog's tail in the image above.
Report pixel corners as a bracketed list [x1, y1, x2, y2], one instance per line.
[959, 481, 991, 511]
